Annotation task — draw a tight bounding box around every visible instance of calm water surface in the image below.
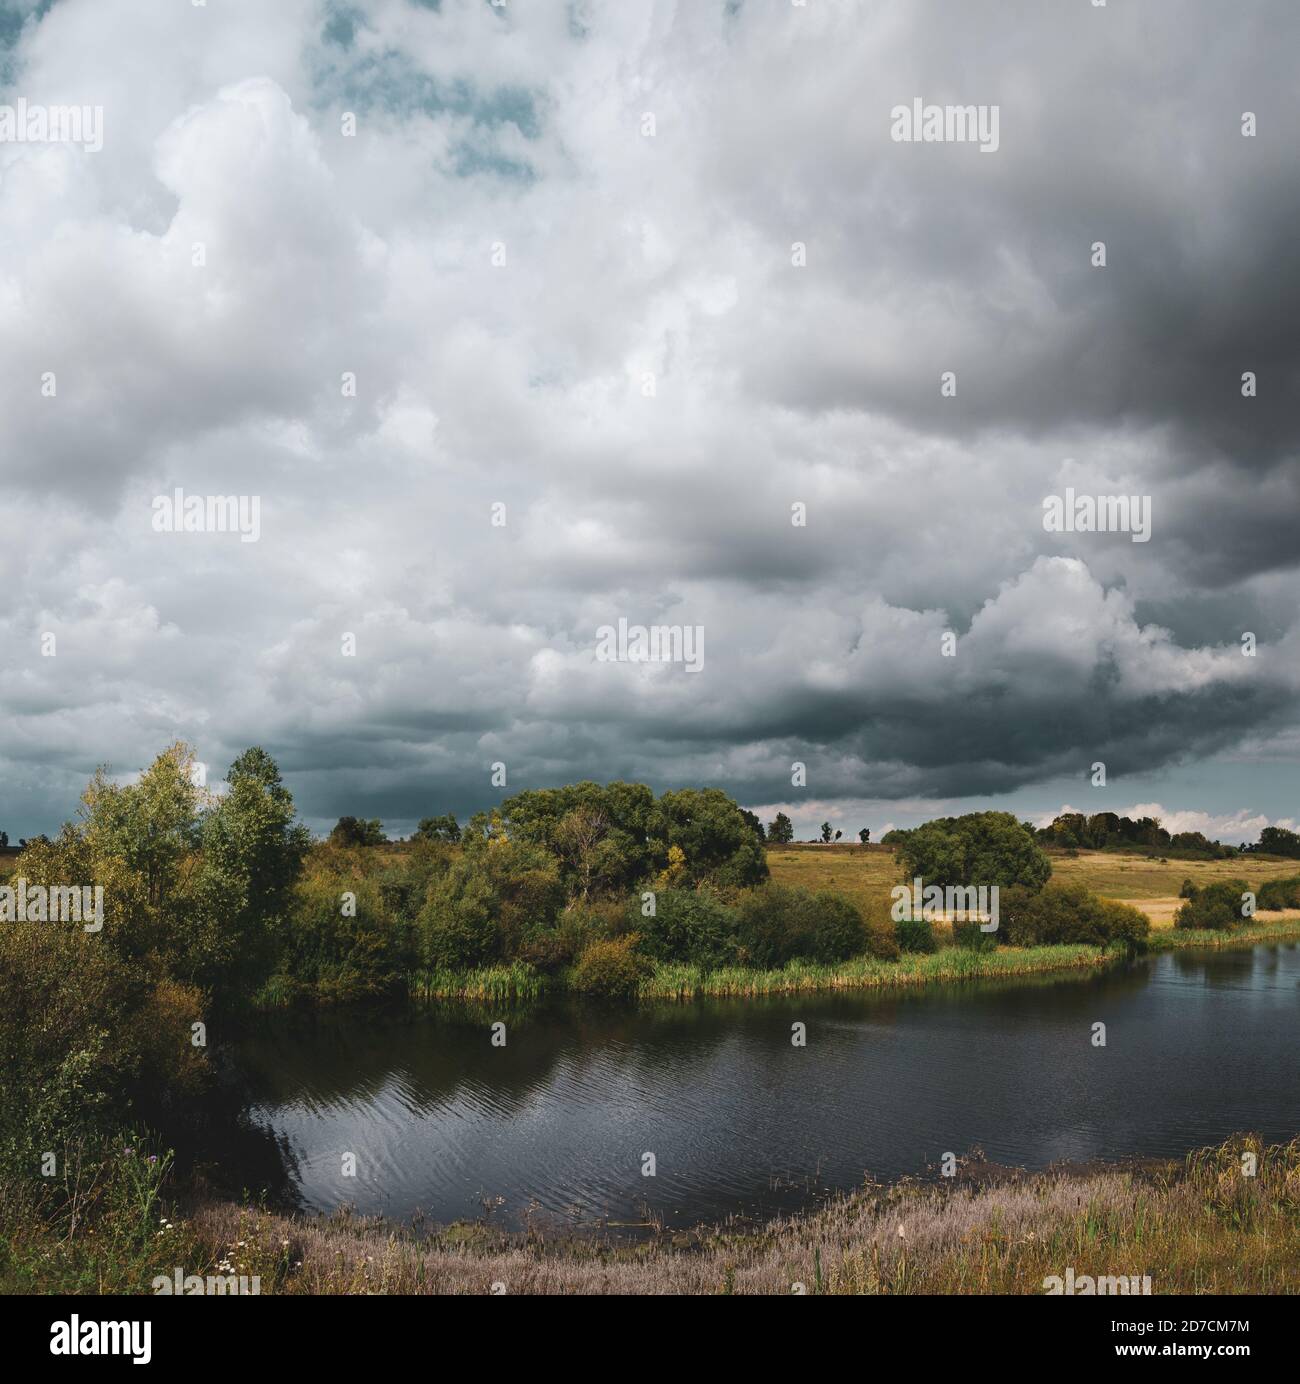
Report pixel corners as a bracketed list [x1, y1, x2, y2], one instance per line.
[236, 944, 1300, 1232]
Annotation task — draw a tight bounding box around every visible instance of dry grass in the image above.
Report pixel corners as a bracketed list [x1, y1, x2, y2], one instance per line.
[180, 1134, 1300, 1295]
[767, 844, 1300, 929]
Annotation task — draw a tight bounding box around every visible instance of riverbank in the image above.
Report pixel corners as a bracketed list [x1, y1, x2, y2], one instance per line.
[383, 915, 1300, 1007]
[10, 1133, 1294, 1295]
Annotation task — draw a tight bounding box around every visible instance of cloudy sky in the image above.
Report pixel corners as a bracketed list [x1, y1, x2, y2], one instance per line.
[1, 0, 1297, 842]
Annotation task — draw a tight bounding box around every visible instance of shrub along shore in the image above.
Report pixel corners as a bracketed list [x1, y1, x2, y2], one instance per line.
[360, 916, 1300, 1007]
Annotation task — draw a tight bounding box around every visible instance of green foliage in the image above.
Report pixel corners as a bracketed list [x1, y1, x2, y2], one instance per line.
[276, 873, 410, 1003]
[21, 743, 310, 1011]
[1257, 826, 1300, 859]
[570, 936, 650, 1000]
[631, 889, 738, 969]
[951, 920, 997, 952]
[650, 788, 769, 892]
[190, 748, 313, 1004]
[414, 814, 461, 843]
[1257, 876, 1300, 910]
[418, 868, 501, 970]
[1174, 880, 1252, 930]
[767, 812, 794, 844]
[498, 781, 769, 897]
[733, 885, 887, 968]
[897, 812, 1051, 894]
[497, 782, 656, 898]
[329, 816, 386, 847]
[895, 916, 938, 953]
[998, 882, 1150, 948]
[0, 922, 206, 1180]
[417, 838, 564, 972]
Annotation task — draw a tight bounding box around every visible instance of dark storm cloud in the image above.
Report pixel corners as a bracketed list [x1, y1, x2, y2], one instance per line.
[0, 0, 1297, 837]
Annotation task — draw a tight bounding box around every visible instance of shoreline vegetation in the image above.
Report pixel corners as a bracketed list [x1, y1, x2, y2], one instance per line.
[7, 1133, 1297, 1295]
[324, 918, 1300, 1008]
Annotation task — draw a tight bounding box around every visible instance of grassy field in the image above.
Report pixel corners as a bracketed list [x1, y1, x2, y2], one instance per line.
[767, 844, 1300, 930]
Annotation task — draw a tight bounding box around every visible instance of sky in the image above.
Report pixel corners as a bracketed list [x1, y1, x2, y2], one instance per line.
[0, 0, 1297, 842]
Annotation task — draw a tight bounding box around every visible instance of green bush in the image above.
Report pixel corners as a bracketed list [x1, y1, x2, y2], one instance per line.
[0, 923, 206, 1180]
[571, 936, 650, 999]
[1257, 876, 1300, 911]
[629, 889, 737, 968]
[1096, 897, 1151, 948]
[417, 871, 499, 970]
[806, 891, 873, 963]
[415, 839, 565, 972]
[895, 916, 938, 953]
[997, 882, 1150, 948]
[733, 885, 814, 968]
[1179, 878, 1198, 899]
[732, 886, 891, 967]
[279, 873, 410, 1001]
[951, 920, 997, 951]
[1175, 880, 1252, 930]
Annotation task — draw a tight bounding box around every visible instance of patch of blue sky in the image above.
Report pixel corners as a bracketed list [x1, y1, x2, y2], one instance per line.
[312, 1, 541, 181]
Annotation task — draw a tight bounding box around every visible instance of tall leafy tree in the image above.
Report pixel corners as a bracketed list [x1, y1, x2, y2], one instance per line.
[767, 812, 794, 844]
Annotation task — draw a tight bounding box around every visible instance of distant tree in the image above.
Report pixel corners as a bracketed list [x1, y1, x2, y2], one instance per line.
[896, 811, 1051, 893]
[858, 828, 870, 844]
[834, 829, 842, 842]
[1258, 826, 1300, 859]
[415, 813, 462, 844]
[739, 809, 767, 843]
[329, 816, 387, 847]
[820, 822, 833, 843]
[767, 812, 794, 845]
[0, 831, 7, 848]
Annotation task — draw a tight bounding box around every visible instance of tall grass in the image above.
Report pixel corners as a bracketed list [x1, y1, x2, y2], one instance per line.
[641, 943, 1110, 1000]
[408, 962, 550, 1004]
[1152, 916, 1300, 951]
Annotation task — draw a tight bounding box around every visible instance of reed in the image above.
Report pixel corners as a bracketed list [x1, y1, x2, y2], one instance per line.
[640, 943, 1109, 1000]
[408, 962, 549, 1003]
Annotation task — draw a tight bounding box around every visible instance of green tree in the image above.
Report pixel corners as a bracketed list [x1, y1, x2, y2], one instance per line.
[414, 813, 461, 843]
[189, 747, 313, 1003]
[329, 816, 386, 847]
[897, 811, 1051, 893]
[1258, 826, 1300, 859]
[650, 788, 768, 891]
[767, 812, 794, 844]
[739, 809, 766, 843]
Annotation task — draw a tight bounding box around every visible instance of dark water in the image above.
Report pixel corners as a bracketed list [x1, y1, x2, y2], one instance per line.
[235, 945, 1300, 1232]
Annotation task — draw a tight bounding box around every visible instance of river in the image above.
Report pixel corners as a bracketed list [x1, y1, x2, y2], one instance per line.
[235, 942, 1300, 1233]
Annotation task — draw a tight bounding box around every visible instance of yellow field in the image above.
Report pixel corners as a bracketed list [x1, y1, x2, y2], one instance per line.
[766, 845, 1300, 929]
